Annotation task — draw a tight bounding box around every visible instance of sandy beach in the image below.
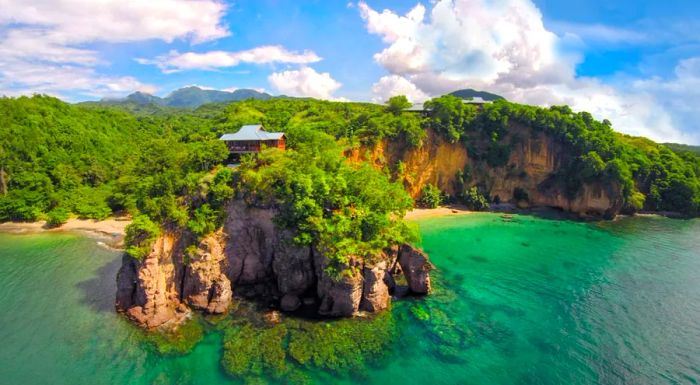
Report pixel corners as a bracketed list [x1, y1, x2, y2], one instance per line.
[404, 205, 474, 220]
[0, 217, 131, 247]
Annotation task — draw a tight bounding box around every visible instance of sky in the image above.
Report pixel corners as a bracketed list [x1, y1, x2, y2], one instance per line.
[2, 0, 700, 144]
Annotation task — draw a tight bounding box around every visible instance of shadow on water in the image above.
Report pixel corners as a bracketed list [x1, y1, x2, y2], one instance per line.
[75, 253, 124, 313]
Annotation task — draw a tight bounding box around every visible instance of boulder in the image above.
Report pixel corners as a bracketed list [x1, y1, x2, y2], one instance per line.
[398, 244, 433, 294]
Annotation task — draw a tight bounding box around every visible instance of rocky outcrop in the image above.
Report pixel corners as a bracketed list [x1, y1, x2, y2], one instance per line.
[116, 201, 433, 329]
[398, 244, 432, 294]
[315, 256, 364, 317]
[360, 261, 391, 312]
[181, 233, 232, 314]
[115, 235, 189, 329]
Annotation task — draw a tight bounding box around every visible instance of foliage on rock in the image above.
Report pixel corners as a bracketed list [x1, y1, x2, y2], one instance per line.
[235, 135, 417, 272]
[124, 215, 160, 260]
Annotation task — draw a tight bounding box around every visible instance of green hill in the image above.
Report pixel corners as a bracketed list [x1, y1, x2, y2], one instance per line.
[664, 143, 700, 156]
[449, 88, 504, 101]
[1, 94, 698, 227]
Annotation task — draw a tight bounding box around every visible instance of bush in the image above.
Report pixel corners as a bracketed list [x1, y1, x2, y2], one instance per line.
[462, 187, 490, 211]
[125, 215, 161, 260]
[417, 184, 442, 208]
[46, 207, 70, 227]
[187, 204, 219, 239]
[628, 191, 645, 211]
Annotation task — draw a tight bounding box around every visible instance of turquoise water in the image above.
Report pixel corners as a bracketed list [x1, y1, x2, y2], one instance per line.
[1, 214, 699, 384]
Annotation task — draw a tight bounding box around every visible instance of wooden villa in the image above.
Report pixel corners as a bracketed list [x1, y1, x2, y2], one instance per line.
[219, 124, 286, 154]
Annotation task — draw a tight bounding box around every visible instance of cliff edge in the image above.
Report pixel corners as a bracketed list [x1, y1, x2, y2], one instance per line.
[116, 201, 431, 329]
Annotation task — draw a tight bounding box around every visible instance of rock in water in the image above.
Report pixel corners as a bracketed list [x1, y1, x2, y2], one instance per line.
[360, 261, 391, 312]
[398, 244, 433, 294]
[116, 200, 434, 329]
[115, 235, 188, 329]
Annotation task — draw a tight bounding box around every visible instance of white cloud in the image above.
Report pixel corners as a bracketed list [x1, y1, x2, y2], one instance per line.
[358, 0, 697, 144]
[0, 0, 228, 44]
[139, 46, 322, 73]
[371, 75, 428, 103]
[268, 67, 342, 99]
[631, 58, 700, 143]
[0, 0, 229, 98]
[0, 60, 156, 99]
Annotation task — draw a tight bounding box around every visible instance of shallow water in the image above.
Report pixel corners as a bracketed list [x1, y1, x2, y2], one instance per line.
[1, 214, 699, 384]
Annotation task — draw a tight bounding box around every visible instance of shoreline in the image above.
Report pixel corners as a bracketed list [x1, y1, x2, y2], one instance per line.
[405, 205, 474, 220]
[405, 203, 691, 222]
[0, 217, 130, 248]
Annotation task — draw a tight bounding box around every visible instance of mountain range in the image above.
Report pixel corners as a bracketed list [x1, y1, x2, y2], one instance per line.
[94, 86, 274, 108]
[86, 86, 506, 109]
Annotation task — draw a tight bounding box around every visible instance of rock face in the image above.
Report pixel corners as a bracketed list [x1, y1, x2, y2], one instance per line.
[315, 256, 364, 317]
[272, 231, 315, 297]
[360, 261, 391, 312]
[359, 127, 624, 218]
[115, 235, 189, 328]
[116, 200, 432, 329]
[181, 233, 232, 314]
[398, 244, 432, 294]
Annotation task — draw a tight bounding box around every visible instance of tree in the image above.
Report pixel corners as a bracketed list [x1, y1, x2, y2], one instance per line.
[417, 184, 442, 208]
[463, 187, 490, 211]
[386, 95, 411, 115]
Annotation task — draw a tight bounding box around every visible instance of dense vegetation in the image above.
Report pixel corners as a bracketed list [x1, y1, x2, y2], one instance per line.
[0, 95, 424, 271]
[235, 139, 416, 272]
[424, 96, 700, 214]
[0, 95, 228, 224]
[1, 93, 699, 252]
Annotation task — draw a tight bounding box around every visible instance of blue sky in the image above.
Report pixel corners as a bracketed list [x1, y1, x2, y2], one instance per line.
[2, 0, 700, 144]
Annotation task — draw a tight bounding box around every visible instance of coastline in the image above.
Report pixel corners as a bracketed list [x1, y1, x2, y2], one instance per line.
[0, 217, 130, 248]
[405, 205, 474, 220]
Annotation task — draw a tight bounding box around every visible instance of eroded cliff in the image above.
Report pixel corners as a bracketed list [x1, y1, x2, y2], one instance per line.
[116, 201, 431, 329]
[361, 126, 623, 217]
